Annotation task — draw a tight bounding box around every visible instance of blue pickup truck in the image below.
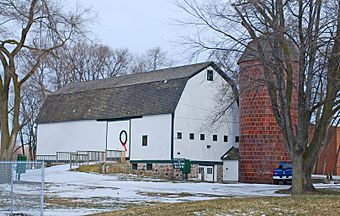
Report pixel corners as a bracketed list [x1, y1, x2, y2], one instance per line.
[273, 162, 292, 184]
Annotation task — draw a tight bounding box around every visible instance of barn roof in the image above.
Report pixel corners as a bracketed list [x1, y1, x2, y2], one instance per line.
[221, 147, 239, 160]
[37, 62, 221, 123]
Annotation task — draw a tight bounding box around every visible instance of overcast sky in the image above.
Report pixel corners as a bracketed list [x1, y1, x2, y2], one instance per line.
[65, 0, 194, 64]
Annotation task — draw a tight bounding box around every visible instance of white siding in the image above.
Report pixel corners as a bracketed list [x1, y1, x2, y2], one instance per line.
[107, 120, 130, 157]
[130, 114, 172, 161]
[37, 120, 106, 155]
[174, 66, 240, 162]
[223, 160, 239, 181]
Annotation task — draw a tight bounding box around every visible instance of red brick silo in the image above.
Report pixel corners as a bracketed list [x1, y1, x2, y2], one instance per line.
[238, 36, 299, 183]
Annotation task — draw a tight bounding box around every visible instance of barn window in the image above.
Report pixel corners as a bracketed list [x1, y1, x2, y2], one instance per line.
[224, 136, 228, 142]
[207, 70, 213, 81]
[142, 135, 148, 146]
[200, 134, 205, 140]
[235, 136, 240, 143]
[207, 167, 213, 174]
[189, 133, 195, 140]
[213, 135, 218, 141]
[146, 163, 152, 171]
[177, 132, 182, 139]
[132, 163, 138, 170]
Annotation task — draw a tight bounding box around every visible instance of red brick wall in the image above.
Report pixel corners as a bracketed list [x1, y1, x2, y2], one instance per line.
[239, 60, 298, 183]
[315, 127, 340, 175]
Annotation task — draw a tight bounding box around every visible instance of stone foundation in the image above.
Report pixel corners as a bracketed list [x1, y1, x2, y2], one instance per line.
[129, 162, 223, 182]
[131, 163, 180, 180]
[216, 165, 223, 182]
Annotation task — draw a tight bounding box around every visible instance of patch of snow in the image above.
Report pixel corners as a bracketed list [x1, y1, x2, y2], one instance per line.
[11, 164, 340, 215]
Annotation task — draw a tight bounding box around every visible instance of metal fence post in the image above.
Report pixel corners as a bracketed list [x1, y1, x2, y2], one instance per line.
[70, 155, 72, 170]
[41, 162, 45, 216]
[10, 163, 14, 214]
[0, 161, 44, 215]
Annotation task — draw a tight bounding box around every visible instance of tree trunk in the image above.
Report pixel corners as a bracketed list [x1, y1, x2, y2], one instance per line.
[1, 135, 17, 161]
[303, 162, 316, 191]
[19, 130, 26, 156]
[0, 84, 21, 161]
[321, 140, 329, 175]
[334, 145, 340, 175]
[291, 153, 304, 195]
[0, 90, 10, 160]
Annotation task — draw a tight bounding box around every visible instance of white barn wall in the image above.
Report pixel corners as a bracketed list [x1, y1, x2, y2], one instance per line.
[37, 120, 106, 155]
[130, 114, 172, 161]
[223, 160, 239, 181]
[107, 120, 130, 157]
[174, 66, 240, 162]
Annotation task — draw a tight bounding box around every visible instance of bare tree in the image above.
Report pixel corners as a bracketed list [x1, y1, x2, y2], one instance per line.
[47, 42, 131, 88]
[0, 0, 90, 160]
[130, 47, 174, 73]
[18, 79, 43, 160]
[177, 0, 340, 194]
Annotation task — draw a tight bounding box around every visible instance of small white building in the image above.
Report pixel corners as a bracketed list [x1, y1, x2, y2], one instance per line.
[221, 147, 239, 181]
[36, 62, 240, 181]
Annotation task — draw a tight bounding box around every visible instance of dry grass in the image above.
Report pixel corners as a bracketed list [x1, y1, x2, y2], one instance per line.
[74, 163, 131, 174]
[74, 163, 103, 173]
[90, 195, 340, 216]
[45, 197, 103, 209]
[137, 191, 227, 198]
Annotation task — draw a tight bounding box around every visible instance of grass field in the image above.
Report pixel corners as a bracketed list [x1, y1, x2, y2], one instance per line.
[91, 195, 340, 216]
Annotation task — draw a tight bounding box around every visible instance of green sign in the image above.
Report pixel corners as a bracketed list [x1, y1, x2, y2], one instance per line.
[173, 158, 191, 174]
[173, 158, 185, 169]
[16, 155, 27, 174]
[183, 159, 191, 174]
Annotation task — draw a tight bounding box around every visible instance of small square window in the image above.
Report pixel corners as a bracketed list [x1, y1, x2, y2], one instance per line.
[142, 135, 148, 146]
[189, 133, 195, 140]
[224, 136, 228, 142]
[207, 70, 213, 81]
[177, 132, 182, 139]
[213, 135, 218, 141]
[235, 136, 240, 143]
[146, 163, 152, 171]
[200, 134, 205, 140]
[207, 167, 213, 174]
[132, 163, 138, 170]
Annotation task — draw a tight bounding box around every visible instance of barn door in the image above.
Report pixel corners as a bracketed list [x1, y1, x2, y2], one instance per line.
[198, 165, 214, 182]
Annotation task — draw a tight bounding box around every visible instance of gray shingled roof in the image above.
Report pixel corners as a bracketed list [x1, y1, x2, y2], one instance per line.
[238, 34, 299, 64]
[37, 62, 219, 123]
[221, 147, 239, 160]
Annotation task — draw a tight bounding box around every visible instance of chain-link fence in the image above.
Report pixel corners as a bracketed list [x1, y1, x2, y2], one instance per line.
[0, 161, 44, 216]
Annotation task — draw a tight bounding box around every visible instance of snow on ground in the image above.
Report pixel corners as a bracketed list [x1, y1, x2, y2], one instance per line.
[4, 164, 340, 216]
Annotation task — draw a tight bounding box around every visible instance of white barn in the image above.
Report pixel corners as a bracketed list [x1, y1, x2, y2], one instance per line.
[36, 62, 239, 182]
